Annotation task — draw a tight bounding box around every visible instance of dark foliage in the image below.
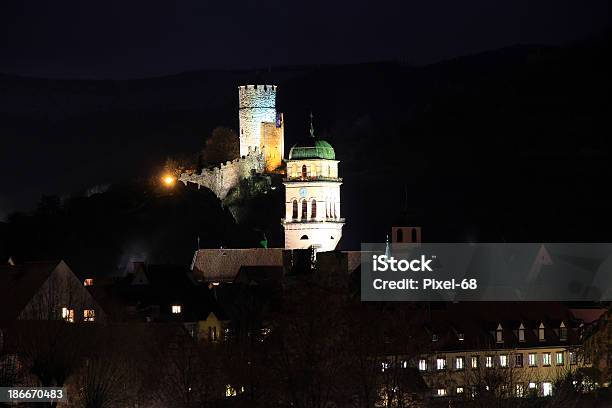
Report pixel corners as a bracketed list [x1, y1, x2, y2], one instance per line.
[0, 180, 265, 277]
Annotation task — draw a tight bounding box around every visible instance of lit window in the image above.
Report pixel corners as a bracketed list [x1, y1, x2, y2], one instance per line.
[458, 332, 464, 341]
[401, 360, 408, 369]
[528, 353, 537, 367]
[515, 353, 523, 367]
[436, 388, 447, 397]
[455, 356, 464, 370]
[518, 323, 525, 342]
[432, 334, 438, 342]
[499, 354, 508, 368]
[381, 362, 389, 372]
[471, 356, 479, 368]
[456, 387, 464, 394]
[418, 359, 427, 371]
[485, 356, 493, 368]
[569, 351, 577, 365]
[83, 278, 93, 286]
[209, 326, 218, 341]
[528, 382, 537, 390]
[436, 358, 446, 370]
[556, 351, 564, 365]
[225, 384, 237, 397]
[83, 309, 95, 322]
[542, 353, 551, 366]
[538, 323, 546, 342]
[542, 382, 553, 396]
[172, 305, 182, 314]
[61, 307, 75, 323]
[515, 383, 524, 397]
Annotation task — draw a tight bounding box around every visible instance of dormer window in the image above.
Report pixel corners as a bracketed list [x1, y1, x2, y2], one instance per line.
[559, 322, 567, 342]
[458, 332, 465, 341]
[538, 323, 546, 342]
[83, 278, 93, 286]
[518, 323, 525, 342]
[172, 305, 182, 314]
[496, 324, 503, 343]
[432, 334, 438, 342]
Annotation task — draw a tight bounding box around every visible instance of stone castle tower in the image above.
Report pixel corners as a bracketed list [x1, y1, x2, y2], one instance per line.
[282, 117, 344, 252]
[238, 85, 284, 172]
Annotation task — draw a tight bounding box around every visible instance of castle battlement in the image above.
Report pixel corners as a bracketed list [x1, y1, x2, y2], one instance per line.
[238, 85, 280, 160]
[238, 84, 277, 91]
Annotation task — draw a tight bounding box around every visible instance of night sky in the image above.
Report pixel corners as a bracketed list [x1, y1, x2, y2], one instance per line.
[0, 0, 609, 79]
[0, 0, 610, 223]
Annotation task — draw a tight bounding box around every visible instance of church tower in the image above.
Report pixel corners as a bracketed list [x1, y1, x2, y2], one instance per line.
[238, 84, 284, 171]
[282, 116, 344, 252]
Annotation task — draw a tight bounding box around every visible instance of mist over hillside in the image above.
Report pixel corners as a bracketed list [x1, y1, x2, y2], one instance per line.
[2, 31, 611, 256]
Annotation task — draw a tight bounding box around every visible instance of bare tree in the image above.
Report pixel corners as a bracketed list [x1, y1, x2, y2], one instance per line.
[269, 284, 350, 408]
[202, 127, 240, 166]
[144, 326, 225, 408]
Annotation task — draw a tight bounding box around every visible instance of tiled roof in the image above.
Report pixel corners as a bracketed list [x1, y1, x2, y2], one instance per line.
[0, 261, 62, 324]
[408, 301, 591, 352]
[191, 248, 284, 282]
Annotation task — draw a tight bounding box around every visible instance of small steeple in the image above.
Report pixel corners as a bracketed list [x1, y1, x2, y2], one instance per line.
[385, 234, 391, 258]
[309, 112, 315, 138]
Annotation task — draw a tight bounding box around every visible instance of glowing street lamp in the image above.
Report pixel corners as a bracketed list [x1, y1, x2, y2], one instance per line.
[162, 174, 176, 187]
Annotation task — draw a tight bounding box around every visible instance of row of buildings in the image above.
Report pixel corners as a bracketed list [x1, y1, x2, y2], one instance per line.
[1, 244, 609, 403]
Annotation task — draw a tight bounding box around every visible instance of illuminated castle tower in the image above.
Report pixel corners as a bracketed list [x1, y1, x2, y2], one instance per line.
[282, 115, 344, 252]
[238, 85, 284, 172]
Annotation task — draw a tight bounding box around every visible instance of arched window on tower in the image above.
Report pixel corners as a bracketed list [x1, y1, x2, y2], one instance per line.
[396, 229, 404, 243]
[301, 165, 307, 179]
[311, 199, 317, 219]
[292, 200, 298, 219]
[292, 164, 297, 178]
[301, 200, 307, 220]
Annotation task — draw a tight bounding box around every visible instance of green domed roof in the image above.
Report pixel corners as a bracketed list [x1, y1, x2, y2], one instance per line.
[289, 138, 336, 160]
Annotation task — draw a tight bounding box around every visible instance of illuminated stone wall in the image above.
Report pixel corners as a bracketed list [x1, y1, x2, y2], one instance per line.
[238, 85, 277, 158]
[178, 150, 265, 200]
[260, 113, 284, 172]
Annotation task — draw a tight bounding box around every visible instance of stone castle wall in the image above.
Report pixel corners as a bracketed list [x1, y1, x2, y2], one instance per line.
[261, 113, 284, 172]
[238, 85, 277, 157]
[179, 149, 265, 200]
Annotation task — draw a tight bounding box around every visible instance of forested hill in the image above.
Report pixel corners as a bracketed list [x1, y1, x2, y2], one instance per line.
[1, 30, 611, 256]
[0, 180, 280, 278]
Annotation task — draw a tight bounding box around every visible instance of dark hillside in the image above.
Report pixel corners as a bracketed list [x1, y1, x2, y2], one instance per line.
[1, 180, 267, 277]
